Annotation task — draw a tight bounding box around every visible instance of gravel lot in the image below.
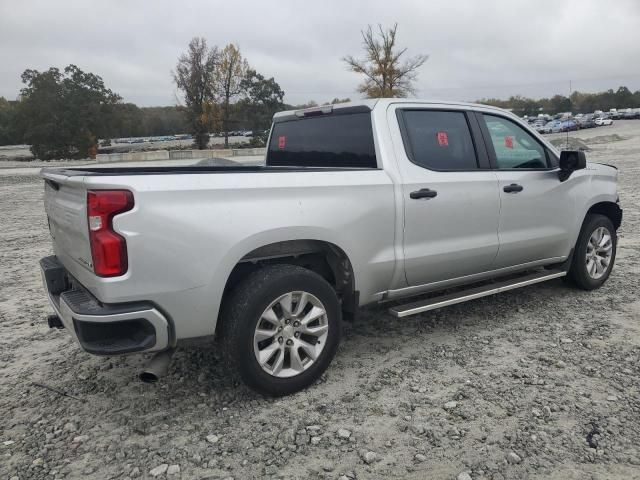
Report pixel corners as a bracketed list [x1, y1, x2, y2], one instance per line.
[1, 121, 639, 480]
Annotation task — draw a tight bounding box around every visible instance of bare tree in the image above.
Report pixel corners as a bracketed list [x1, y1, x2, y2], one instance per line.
[343, 24, 428, 98]
[173, 37, 218, 149]
[215, 44, 249, 148]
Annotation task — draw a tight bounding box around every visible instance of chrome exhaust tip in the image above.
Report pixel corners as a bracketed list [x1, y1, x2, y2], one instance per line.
[139, 349, 175, 383]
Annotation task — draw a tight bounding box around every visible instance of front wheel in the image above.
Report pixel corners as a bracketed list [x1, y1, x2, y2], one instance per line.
[221, 265, 341, 396]
[567, 214, 617, 290]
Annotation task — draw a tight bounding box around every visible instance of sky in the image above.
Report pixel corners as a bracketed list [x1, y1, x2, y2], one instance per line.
[1, 0, 640, 107]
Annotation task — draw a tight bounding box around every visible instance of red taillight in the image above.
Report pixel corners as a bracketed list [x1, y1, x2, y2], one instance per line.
[87, 190, 134, 277]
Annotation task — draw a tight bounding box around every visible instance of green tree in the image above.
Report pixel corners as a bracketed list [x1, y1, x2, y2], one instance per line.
[478, 86, 640, 116]
[146, 106, 189, 136]
[545, 95, 572, 114]
[238, 69, 284, 134]
[343, 24, 427, 98]
[111, 103, 144, 138]
[17, 65, 120, 159]
[0, 97, 18, 146]
[215, 44, 249, 148]
[614, 86, 634, 109]
[173, 37, 218, 149]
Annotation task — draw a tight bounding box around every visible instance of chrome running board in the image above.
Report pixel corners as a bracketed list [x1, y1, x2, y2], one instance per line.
[389, 269, 566, 318]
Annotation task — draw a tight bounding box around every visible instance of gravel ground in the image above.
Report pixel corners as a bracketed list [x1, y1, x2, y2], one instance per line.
[1, 121, 639, 480]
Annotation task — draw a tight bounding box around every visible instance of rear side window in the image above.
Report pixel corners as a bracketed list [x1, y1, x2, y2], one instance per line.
[267, 112, 377, 168]
[399, 110, 478, 170]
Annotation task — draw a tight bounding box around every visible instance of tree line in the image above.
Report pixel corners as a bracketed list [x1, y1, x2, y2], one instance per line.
[3, 24, 639, 159]
[477, 86, 640, 117]
[0, 39, 287, 158]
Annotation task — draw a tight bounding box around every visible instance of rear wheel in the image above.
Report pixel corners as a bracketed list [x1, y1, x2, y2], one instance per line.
[221, 264, 341, 395]
[567, 214, 617, 290]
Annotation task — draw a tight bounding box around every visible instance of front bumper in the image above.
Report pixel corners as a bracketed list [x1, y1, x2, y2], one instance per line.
[40, 256, 170, 355]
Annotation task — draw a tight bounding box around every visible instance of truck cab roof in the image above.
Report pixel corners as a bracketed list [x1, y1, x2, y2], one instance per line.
[274, 98, 511, 122]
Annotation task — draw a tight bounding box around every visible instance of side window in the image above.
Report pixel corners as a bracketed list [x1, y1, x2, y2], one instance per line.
[482, 114, 549, 169]
[400, 110, 478, 170]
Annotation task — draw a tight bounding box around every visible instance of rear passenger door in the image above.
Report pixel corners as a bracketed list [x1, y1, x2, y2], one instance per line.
[392, 108, 500, 286]
[476, 113, 575, 268]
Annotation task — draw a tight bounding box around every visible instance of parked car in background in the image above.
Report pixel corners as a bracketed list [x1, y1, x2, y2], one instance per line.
[560, 119, 578, 132]
[577, 114, 596, 129]
[595, 116, 613, 126]
[541, 120, 562, 134]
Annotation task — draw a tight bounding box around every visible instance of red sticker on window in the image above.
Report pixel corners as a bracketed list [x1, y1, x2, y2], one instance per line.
[436, 131, 449, 147]
[278, 135, 286, 149]
[504, 136, 514, 149]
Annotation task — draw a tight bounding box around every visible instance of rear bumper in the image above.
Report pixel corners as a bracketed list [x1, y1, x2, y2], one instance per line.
[40, 256, 171, 355]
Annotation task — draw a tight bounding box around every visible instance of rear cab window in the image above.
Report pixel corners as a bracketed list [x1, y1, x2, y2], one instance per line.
[266, 110, 377, 168]
[397, 110, 480, 171]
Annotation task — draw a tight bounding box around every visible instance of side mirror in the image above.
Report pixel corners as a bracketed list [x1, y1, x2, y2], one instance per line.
[558, 150, 586, 181]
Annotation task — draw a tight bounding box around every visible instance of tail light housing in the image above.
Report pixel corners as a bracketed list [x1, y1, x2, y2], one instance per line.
[87, 190, 134, 277]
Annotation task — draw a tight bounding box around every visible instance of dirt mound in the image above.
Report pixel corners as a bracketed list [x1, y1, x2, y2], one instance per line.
[549, 137, 590, 151]
[585, 134, 627, 145]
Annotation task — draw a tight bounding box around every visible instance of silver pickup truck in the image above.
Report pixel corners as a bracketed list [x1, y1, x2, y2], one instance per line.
[40, 99, 622, 395]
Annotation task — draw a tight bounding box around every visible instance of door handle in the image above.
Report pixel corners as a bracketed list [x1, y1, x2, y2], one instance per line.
[410, 188, 438, 199]
[503, 183, 524, 193]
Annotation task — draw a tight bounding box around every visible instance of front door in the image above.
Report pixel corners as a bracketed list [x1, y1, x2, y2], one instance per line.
[477, 113, 575, 269]
[393, 108, 500, 286]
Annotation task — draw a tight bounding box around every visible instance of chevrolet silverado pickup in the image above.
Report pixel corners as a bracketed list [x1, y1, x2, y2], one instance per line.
[40, 99, 622, 395]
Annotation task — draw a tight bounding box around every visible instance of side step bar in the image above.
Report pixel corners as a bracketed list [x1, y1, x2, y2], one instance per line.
[389, 269, 566, 318]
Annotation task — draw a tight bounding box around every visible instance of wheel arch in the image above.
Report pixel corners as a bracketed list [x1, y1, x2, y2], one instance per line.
[586, 201, 622, 230]
[217, 238, 358, 335]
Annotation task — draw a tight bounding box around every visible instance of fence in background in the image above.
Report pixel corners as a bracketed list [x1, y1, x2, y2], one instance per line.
[96, 148, 266, 163]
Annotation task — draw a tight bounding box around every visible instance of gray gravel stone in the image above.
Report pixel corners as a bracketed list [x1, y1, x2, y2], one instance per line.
[149, 464, 168, 476]
[507, 452, 522, 464]
[361, 450, 377, 464]
[444, 401, 458, 410]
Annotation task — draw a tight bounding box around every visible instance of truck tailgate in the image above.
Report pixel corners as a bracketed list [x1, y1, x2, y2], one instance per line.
[42, 170, 93, 274]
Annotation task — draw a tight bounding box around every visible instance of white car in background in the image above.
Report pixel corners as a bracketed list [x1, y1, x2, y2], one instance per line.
[595, 116, 613, 126]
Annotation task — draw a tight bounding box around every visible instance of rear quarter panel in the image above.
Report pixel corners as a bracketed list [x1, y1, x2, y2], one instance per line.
[80, 170, 396, 340]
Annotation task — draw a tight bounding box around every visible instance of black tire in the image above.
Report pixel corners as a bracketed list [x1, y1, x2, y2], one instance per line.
[567, 214, 617, 290]
[221, 264, 341, 396]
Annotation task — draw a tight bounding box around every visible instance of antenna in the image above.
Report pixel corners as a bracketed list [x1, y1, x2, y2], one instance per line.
[566, 79, 572, 149]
